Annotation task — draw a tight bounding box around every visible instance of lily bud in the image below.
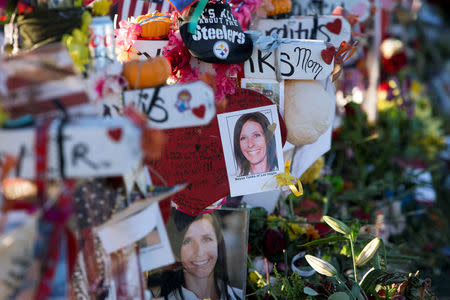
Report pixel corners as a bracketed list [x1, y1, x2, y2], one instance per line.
[305, 255, 337, 277]
[322, 216, 351, 235]
[355, 237, 381, 266]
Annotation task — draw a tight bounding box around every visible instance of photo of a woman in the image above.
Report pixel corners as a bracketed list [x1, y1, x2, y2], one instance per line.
[151, 209, 244, 300]
[233, 112, 278, 176]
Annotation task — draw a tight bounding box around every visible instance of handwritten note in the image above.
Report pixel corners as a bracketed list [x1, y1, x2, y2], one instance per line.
[254, 16, 351, 48]
[123, 81, 216, 129]
[0, 117, 142, 179]
[244, 40, 334, 80]
[134, 40, 169, 60]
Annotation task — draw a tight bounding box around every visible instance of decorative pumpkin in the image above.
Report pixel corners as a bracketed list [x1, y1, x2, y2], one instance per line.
[136, 12, 172, 39]
[122, 56, 171, 89]
[284, 80, 334, 145]
[266, 0, 292, 17]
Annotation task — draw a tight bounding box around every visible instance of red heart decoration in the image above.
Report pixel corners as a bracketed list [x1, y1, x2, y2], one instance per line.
[321, 46, 336, 65]
[107, 127, 122, 142]
[325, 19, 342, 34]
[192, 105, 206, 119]
[151, 89, 287, 218]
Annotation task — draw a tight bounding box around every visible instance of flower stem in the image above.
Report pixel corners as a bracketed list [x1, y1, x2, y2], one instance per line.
[349, 238, 358, 282]
[336, 276, 357, 300]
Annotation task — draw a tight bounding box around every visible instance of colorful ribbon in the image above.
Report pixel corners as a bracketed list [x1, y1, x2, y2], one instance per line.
[188, 0, 208, 34]
[262, 160, 303, 197]
[246, 30, 292, 53]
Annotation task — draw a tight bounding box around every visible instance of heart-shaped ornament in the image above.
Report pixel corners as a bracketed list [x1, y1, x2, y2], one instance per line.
[192, 105, 206, 119]
[321, 46, 335, 65]
[325, 19, 342, 34]
[267, 123, 277, 133]
[107, 128, 123, 142]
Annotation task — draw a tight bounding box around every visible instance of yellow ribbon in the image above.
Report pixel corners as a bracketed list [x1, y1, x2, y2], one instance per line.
[262, 160, 303, 196]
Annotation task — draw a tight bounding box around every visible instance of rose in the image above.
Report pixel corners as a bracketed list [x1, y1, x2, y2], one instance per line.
[262, 228, 286, 258]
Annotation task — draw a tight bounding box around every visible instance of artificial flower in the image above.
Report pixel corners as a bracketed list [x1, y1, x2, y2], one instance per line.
[114, 18, 142, 62]
[61, 11, 92, 73]
[92, 0, 112, 16]
[0, 104, 8, 126]
[300, 157, 324, 184]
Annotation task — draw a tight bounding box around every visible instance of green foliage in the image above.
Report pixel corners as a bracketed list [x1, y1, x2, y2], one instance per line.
[270, 268, 313, 300]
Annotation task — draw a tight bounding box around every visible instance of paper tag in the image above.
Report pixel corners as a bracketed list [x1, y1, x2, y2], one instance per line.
[244, 40, 334, 80]
[123, 81, 216, 129]
[134, 39, 169, 60]
[97, 202, 157, 253]
[254, 16, 351, 48]
[0, 117, 142, 179]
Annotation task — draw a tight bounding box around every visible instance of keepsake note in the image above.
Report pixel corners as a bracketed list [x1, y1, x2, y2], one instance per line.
[0, 117, 142, 179]
[244, 40, 335, 80]
[254, 16, 351, 48]
[123, 81, 216, 129]
[217, 105, 284, 197]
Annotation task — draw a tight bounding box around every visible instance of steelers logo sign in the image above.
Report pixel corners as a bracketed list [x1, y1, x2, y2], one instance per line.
[213, 41, 230, 60]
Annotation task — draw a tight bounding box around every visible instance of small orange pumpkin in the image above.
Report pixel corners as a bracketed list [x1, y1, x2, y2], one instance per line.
[266, 0, 292, 16]
[136, 12, 172, 38]
[122, 56, 171, 89]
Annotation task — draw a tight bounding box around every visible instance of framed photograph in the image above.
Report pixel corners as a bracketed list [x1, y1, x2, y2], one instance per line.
[241, 78, 285, 116]
[147, 208, 249, 300]
[217, 105, 284, 197]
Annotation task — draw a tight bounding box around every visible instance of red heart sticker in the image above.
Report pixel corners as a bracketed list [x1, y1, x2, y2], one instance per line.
[321, 46, 336, 65]
[325, 19, 342, 34]
[192, 105, 206, 118]
[107, 128, 123, 142]
[151, 88, 287, 217]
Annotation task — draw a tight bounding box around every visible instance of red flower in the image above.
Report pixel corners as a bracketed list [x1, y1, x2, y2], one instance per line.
[262, 228, 286, 257]
[381, 51, 407, 73]
[352, 208, 370, 221]
[344, 103, 356, 116]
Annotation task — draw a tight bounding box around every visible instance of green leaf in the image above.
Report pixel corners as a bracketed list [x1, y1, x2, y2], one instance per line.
[298, 236, 347, 247]
[328, 292, 350, 300]
[304, 287, 319, 296]
[360, 268, 408, 296]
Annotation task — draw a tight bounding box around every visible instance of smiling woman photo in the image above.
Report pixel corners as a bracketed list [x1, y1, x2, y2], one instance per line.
[154, 209, 243, 300]
[233, 112, 278, 176]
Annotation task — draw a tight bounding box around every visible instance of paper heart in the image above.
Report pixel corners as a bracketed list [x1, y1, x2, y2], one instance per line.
[321, 46, 336, 65]
[267, 123, 277, 133]
[192, 105, 206, 119]
[150, 89, 287, 217]
[107, 128, 123, 142]
[325, 19, 342, 34]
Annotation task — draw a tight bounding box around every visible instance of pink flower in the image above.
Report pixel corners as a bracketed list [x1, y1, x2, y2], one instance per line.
[114, 19, 142, 51]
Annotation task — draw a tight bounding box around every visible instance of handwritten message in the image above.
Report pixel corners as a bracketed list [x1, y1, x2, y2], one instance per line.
[254, 16, 351, 48]
[244, 40, 334, 80]
[123, 81, 216, 129]
[0, 118, 142, 179]
[146, 123, 229, 215]
[134, 40, 169, 60]
[291, 0, 370, 22]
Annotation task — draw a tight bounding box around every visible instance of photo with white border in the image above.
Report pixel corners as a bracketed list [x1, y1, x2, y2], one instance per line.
[217, 105, 284, 197]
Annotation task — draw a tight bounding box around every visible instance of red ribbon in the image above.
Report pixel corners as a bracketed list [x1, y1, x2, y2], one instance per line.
[33, 120, 78, 299]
